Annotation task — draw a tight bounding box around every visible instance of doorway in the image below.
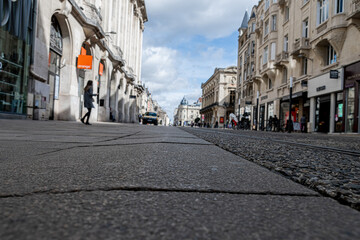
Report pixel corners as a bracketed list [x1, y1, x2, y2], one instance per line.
[318, 100, 330, 133]
[48, 50, 61, 120]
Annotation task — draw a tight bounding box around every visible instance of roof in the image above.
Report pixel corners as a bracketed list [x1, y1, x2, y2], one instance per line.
[240, 11, 249, 29]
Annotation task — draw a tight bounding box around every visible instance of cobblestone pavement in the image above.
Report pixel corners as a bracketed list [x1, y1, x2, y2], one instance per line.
[181, 127, 360, 211]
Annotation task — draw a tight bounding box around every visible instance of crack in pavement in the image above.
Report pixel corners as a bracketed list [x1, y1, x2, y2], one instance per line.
[35, 141, 214, 156]
[0, 186, 320, 199]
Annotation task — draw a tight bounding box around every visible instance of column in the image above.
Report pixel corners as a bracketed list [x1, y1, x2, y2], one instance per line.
[117, 0, 123, 47]
[309, 97, 316, 132]
[329, 93, 336, 133]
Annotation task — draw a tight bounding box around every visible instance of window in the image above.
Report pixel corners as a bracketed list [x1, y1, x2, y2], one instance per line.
[263, 46, 269, 64]
[335, 0, 344, 14]
[272, 15, 277, 31]
[327, 45, 337, 65]
[251, 41, 255, 54]
[273, 0, 277, 3]
[239, 56, 243, 68]
[284, 35, 289, 52]
[265, 0, 270, 10]
[285, 6, 289, 22]
[252, 22, 256, 32]
[302, 58, 308, 75]
[318, 0, 329, 25]
[268, 79, 273, 89]
[239, 73, 242, 83]
[270, 42, 276, 60]
[303, 19, 309, 38]
[264, 20, 269, 35]
[251, 62, 255, 73]
[282, 67, 288, 84]
[230, 91, 236, 104]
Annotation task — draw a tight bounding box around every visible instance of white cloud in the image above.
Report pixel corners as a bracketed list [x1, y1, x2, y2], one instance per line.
[141, 0, 259, 122]
[145, 0, 258, 43]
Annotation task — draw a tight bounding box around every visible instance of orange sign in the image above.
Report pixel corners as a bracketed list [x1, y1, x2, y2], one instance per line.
[99, 63, 104, 76]
[77, 55, 93, 69]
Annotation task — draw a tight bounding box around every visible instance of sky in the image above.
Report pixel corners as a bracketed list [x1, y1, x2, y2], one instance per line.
[141, 0, 258, 122]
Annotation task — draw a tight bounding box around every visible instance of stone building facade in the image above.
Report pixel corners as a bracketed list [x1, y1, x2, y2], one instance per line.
[174, 97, 201, 126]
[200, 67, 237, 128]
[236, 0, 360, 133]
[1, 0, 148, 123]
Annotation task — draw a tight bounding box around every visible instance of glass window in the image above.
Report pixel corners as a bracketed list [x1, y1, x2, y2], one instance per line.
[265, 0, 270, 10]
[272, 15, 277, 31]
[302, 58, 308, 75]
[0, 28, 27, 114]
[270, 42, 276, 60]
[345, 87, 355, 132]
[335, 0, 344, 14]
[264, 20, 269, 36]
[268, 79, 272, 89]
[284, 35, 289, 52]
[303, 19, 309, 38]
[263, 46, 268, 64]
[282, 67, 288, 84]
[285, 6, 289, 22]
[327, 45, 337, 65]
[318, 0, 329, 25]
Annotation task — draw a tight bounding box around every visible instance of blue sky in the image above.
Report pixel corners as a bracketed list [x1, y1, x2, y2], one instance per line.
[141, 0, 258, 121]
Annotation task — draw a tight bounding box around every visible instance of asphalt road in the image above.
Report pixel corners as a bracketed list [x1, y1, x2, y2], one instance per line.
[0, 120, 360, 240]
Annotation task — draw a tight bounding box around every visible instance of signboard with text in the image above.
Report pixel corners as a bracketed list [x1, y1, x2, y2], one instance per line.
[77, 55, 93, 69]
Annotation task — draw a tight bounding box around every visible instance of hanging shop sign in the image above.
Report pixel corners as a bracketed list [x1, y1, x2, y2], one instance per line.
[99, 63, 104, 76]
[330, 70, 339, 79]
[77, 55, 93, 69]
[220, 117, 224, 123]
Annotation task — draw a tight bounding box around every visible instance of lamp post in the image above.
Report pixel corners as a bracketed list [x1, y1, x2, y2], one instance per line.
[288, 77, 293, 133]
[255, 90, 259, 131]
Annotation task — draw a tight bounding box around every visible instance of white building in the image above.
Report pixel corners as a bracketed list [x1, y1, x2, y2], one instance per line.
[27, 0, 147, 123]
[174, 97, 201, 126]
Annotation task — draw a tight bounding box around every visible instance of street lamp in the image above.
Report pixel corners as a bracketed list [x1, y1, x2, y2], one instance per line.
[288, 77, 293, 133]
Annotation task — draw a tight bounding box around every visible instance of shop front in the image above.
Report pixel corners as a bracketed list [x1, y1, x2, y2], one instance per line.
[0, 0, 33, 118]
[308, 69, 343, 133]
[344, 61, 360, 133]
[280, 91, 308, 131]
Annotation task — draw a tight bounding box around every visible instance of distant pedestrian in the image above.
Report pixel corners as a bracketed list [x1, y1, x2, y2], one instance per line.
[301, 115, 307, 133]
[273, 115, 279, 131]
[81, 80, 97, 125]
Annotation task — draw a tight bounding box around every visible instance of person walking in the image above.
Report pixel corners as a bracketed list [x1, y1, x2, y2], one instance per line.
[81, 80, 97, 125]
[300, 115, 307, 133]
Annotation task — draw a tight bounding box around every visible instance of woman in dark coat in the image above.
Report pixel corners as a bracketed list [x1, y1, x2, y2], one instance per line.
[81, 80, 97, 125]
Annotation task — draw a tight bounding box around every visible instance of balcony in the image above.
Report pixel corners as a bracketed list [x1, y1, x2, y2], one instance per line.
[278, 0, 288, 7]
[275, 51, 289, 67]
[292, 38, 311, 57]
[348, 0, 360, 19]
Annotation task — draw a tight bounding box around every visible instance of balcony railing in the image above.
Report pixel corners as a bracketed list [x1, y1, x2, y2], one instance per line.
[275, 51, 289, 67]
[292, 38, 311, 57]
[349, 0, 360, 19]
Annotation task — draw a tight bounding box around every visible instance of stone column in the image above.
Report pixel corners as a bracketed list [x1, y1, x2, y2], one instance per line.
[309, 97, 316, 132]
[330, 92, 336, 133]
[106, 0, 113, 33]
